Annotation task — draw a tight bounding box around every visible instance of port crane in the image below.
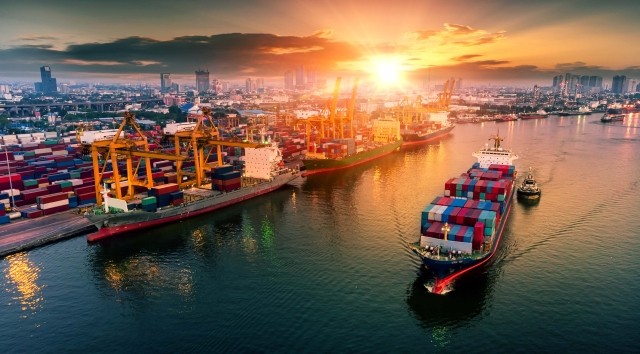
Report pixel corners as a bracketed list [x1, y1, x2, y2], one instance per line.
[392, 78, 455, 126]
[169, 106, 264, 188]
[89, 112, 187, 205]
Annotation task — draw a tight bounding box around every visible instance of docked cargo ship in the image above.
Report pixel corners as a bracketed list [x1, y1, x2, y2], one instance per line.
[302, 118, 402, 175]
[409, 133, 518, 294]
[400, 112, 455, 147]
[84, 144, 300, 242]
[519, 109, 548, 119]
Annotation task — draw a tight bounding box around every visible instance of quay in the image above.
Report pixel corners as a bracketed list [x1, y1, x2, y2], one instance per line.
[0, 211, 96, 258]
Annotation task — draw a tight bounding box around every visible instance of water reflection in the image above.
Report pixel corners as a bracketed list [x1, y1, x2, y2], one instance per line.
[88, 187, 295, 297]
[406, 268, 493, 333]
[2, 253, 44, 317]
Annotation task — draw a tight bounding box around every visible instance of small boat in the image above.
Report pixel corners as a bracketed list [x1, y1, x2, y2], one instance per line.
[516, 167, 541, 200]
[600, 111, 625, 123]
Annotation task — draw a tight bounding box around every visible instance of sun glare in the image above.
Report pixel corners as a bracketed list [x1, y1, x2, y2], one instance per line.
[369, 56, 404, 86]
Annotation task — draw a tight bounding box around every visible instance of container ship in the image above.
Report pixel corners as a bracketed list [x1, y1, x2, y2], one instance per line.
[400, 112, 455, 147]
[85, 143, 300, 242]
[519, 109, 548, 120]
[302, 118, 402, 175]
[409, 133, 518, 294]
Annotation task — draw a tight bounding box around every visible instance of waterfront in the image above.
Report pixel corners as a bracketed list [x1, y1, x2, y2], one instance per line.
[1, 113, 639, 353]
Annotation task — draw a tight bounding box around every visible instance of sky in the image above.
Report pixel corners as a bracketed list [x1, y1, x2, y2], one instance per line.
[1, 0, 639, 88]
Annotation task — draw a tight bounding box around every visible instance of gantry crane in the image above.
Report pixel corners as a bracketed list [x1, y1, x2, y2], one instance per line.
[303, 77, 342, 154]
[392, 78, 455, 126]
[337, 77, 359, 139]
[90, 112, 186, 206]
[171, 107, 264, 188]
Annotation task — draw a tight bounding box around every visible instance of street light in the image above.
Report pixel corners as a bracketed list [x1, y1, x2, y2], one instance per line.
[1, 144, 16, 210]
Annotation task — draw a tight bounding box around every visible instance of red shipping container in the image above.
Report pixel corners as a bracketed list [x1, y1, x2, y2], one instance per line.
[37, 192, 69, 204]
[473, 222, 484, 250]
[42, 204, 69, 216]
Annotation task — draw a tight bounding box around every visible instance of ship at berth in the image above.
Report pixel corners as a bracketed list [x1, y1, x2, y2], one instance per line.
[409, 132, 518, 294]
[400, 111, 455, 147]
[302, 118, 402, 175]
[84, 143, 300, 242]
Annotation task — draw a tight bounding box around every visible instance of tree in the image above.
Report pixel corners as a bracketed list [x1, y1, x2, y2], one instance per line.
[168, 105, 185, 122]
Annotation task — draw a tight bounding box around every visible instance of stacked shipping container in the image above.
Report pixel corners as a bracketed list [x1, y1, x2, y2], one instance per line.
[419, 163, 514, 254]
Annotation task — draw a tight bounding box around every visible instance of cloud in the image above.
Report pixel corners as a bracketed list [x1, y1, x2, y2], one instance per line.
[16, 34, 60, 42]
[0, 32, 363, 81]
[62, 59, 125, 66]
[1, 29, 638, 86]
[452, 54, 483, 62]
[407, 23, 506, 47]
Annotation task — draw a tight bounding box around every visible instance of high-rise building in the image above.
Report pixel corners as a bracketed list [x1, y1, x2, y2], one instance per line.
[195, 70, 210, 92]
[295, 65, 305, 90]
[211, 79, 222, 95]
[245, 78, 253, 93]
[36, 66, 58, 94]
[305, 67, 316, 89]
[612, 75, 627, 94]
[284, 70, 294, 90]
[552, 75, 564, 89]
[160, 73, 172, 92]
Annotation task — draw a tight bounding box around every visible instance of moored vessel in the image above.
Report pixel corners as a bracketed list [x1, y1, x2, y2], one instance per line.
[409, 132, 518, 294]
[302, 118, 402, 175]
[517, 167, 541, 200]
[519, 109, 548, 120]
[84, 143, 300, 242]
[400, 111, 455, 147]
[600, 110, 625, 123]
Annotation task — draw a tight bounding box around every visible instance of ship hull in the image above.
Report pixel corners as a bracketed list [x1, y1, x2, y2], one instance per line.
[519, 114, 548, 119]
[601, 115, 624, 123]
[517, 189, 541, 200]
[85, 171, 299, 242]
[302, 140, 402, 175]
[401, 125, 455, 147]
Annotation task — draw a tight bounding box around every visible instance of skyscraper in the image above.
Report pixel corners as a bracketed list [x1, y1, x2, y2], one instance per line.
[160, 73, 172, 92]
[612, 75, 627, 94]
[195, 70, 210, 92]
[36, 66, 57, 94]
[245, 78, 253, 93]
[295, 65, 305, 90]
[284, 70, 294, 90]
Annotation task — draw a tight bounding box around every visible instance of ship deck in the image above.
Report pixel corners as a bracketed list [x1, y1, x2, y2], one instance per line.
[410, 242, 486, 262]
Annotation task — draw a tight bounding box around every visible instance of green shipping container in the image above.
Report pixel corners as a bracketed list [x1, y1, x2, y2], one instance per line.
[141, 196, 157, 206]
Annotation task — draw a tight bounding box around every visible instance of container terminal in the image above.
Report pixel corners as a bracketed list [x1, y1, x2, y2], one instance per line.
[0, 79, 457, 254]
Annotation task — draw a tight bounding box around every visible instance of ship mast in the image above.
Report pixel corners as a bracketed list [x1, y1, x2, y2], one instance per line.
[490, 130, 503, 149]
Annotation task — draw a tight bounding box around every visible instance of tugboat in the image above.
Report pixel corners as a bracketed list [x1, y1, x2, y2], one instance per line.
[600, 109, 625, 123]
[516, 167, 541, 200]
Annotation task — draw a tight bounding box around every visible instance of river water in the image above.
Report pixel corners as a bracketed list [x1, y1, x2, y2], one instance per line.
[2, 113, 639, 353]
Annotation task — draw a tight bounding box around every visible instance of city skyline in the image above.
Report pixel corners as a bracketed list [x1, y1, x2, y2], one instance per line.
[1, 0, 640, 87]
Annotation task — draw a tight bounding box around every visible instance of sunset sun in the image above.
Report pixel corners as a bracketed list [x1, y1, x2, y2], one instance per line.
[368, 56, 405, 86]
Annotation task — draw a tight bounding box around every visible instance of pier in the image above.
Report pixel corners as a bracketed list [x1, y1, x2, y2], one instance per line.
[0, 211, 96, 257]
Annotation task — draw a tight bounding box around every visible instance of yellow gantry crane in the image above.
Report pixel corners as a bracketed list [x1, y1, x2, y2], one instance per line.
[304, 77, 343, 152]
[172, 107, 263, 188]
[90, 112, 186, 205]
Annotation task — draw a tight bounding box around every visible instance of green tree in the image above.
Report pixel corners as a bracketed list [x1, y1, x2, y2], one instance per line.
[168, 105, 185, 122]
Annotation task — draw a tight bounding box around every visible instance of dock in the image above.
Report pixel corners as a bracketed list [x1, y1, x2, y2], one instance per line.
[0, 211, 97, 258]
